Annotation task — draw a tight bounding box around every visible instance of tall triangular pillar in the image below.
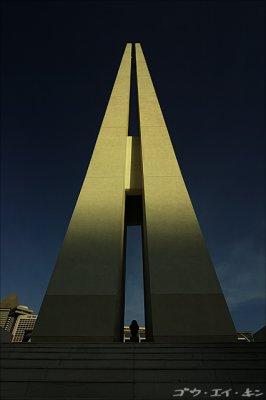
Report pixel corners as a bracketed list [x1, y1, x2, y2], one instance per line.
[32, 43, 236, 343]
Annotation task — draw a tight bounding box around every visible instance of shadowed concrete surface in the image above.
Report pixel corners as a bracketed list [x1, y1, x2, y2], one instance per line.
[253, 326, 266, 342]
[0, 342, 265, 400]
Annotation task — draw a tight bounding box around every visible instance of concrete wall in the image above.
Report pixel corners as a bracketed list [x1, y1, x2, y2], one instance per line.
[32, 44, 132, 342]
[135, 43, 236, 342]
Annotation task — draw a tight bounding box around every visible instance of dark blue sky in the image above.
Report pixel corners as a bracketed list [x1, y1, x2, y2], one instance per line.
[1, 1, 265, 332]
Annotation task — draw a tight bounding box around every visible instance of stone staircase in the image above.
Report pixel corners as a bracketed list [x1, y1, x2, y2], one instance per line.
[0, 342, 265, 399]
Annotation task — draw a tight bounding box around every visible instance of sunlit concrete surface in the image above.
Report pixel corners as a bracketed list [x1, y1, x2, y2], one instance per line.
[32, 44, 132, 343]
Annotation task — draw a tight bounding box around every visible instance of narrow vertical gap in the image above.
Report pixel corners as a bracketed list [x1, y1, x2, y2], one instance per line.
[124, 225, 145, 329]
[128, 44, 139, 136]
[123, 195, 145, 341]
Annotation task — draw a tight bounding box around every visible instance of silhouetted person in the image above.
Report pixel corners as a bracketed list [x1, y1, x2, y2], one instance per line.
[129, 320, 139, 342]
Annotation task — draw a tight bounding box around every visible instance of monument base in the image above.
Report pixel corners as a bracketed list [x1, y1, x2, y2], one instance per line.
[153, 334, 237, 343]
[1, 341, 265, 400]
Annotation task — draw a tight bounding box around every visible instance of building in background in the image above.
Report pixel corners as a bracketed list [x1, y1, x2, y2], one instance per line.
[5, 305, 34, 333]
[0, 294, 19, 331]
[0, 308, 11, 330]
[12, 314, 38, 342]
[0, 295, 37, 342]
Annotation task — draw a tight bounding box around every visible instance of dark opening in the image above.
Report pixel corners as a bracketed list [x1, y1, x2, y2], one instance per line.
[128, 44, 139, 136]
[125, 195, 142, 225]
[124, 195, 145, 331]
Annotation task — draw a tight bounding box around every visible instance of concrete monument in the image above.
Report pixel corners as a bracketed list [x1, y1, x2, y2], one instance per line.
[32, 43, 236, 343]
